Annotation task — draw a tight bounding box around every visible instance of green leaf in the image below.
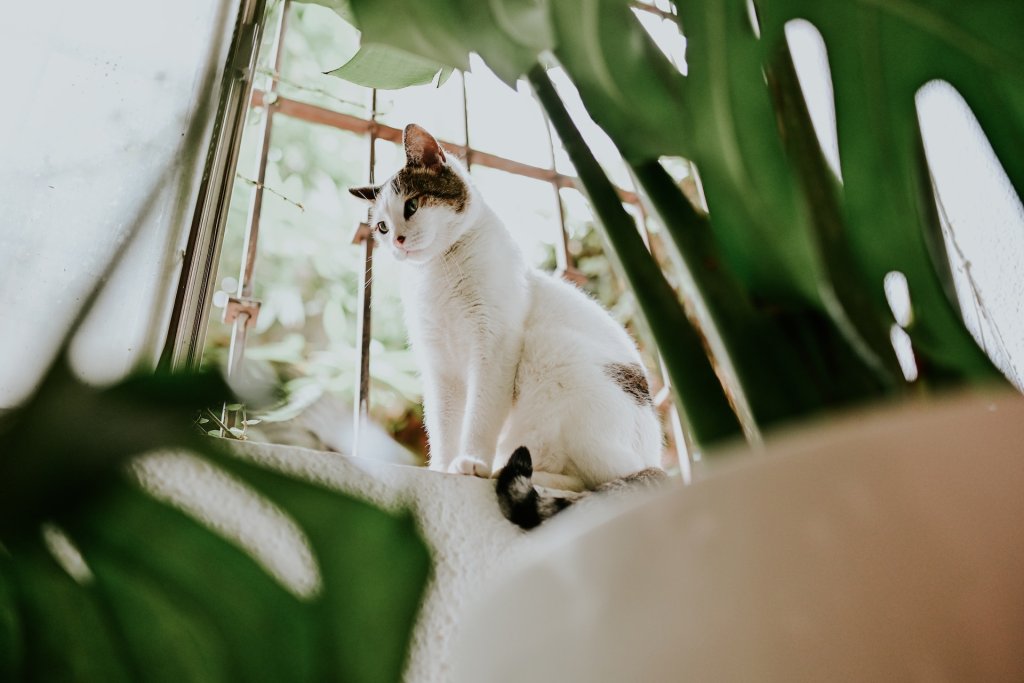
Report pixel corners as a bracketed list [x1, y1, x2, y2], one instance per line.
[529, 66, 743, 446]
[347, 0, 542, 85]
[633, 161, 895, 430]
[346, 0, 468, 73]
[437, 65, 455, 87]
[210, 452, 431, 683]
[81, 556, 231, 683]
[326, 43, 449, 90]
[5, 393, 430, 682]
[62, 481, 319, 682]
[758, 0, 1017, 382]
[550, 0, 691, 162]
[297, 0, 356, 24]
[675, 0, 821, 303]
[488, 0, 554, 52]
[9, 539, 133, 682]
[0, 364, 233, 539]
[762, 43, 905, 385]
[0, 557, 23, 682]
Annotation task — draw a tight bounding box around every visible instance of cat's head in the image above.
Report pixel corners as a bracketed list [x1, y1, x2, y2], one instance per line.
[348, 124, 473, 264]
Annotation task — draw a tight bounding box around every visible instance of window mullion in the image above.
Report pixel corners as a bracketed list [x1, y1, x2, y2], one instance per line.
[220, 0, 290, 435]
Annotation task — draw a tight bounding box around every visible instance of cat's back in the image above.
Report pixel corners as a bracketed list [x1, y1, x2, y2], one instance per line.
[524, 270, 639, 358]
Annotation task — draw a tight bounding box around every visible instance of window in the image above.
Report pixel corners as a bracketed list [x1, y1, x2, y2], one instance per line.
[200, 0, 692, 473]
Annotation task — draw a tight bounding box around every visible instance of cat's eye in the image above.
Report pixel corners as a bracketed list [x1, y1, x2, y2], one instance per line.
[404, 197, 419, 220]
[376, 221, 389, 235]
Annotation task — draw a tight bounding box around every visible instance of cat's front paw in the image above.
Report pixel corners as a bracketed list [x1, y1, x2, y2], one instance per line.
[448, 455, 492, 478]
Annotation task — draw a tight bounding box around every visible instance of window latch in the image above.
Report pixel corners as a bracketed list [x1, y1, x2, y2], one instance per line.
[223, 296, 261, 327]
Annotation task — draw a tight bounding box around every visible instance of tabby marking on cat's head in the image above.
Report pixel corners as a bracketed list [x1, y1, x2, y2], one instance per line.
[348, 123, 470, 264]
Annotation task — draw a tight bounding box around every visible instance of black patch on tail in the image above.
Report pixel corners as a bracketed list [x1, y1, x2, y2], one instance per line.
[496, 447, 572, 530]
[496, 450, 670, 531]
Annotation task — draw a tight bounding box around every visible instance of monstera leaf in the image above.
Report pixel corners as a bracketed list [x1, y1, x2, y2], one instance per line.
[0, 363, 431, 681]
[342, 0, 547, 85]
[529, 67, 744, 444]
[300, 0, 356, 23]
[549, 0, 692, 162]
[327, 42, 454, 90]
[755, 0, 1020, 380]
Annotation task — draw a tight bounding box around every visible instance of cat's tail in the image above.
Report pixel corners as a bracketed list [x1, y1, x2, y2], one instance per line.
[495, 447, 576, 530]
[496, 446, 671, 530]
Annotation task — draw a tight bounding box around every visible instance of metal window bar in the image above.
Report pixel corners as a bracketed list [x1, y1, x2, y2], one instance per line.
[630, 198, 695, 483]
[540, 114, 586, 285]
[219, 0, 290, 436]
[162, 0, 269, 371]
[350, 89, 378, 457]
[248, 92, 642, 206]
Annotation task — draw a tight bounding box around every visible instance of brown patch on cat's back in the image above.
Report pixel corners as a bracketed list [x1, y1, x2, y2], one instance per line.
[511, 361, 522, 404]
[392, 163, 468, 213]
[604, 362, 653, 407]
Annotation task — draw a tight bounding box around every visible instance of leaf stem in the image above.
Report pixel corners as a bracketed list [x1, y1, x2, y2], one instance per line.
[528, 65, 743, 447]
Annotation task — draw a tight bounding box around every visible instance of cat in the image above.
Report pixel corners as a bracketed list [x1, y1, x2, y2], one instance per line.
[349, 124, 666, 528]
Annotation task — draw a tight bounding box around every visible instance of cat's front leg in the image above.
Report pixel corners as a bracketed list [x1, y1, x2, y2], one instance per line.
[422, 371, 466, 473]
[454, 336, 520, 477]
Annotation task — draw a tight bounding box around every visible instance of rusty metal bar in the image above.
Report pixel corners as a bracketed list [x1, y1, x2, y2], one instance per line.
[630, 1, 678, 22]
[249, 91, 642, 205]
[220, 0, 289, 434]
[541, 111, 586, 284]
[630, 182, 694, 482]
[351, 89, 378, 457]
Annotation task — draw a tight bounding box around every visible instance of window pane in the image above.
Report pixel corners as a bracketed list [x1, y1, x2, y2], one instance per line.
[275, 3, 369, 118]
[465, 55, 553, 169]
[205, 118, 420, 452]
[546, 67, 635, 190]
[632, 7, 688, 75]
[376, 72, 466, 146]
[373, 138, 404, 181]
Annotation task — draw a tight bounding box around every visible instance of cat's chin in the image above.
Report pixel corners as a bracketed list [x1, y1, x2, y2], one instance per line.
[393, 247, 433, 265]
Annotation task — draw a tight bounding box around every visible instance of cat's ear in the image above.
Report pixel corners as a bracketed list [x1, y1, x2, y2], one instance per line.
[348, 185, 381, 202]
[404, 123, 446, 170]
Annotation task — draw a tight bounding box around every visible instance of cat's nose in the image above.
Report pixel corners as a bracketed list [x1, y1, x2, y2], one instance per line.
[396, 235, 406, 245]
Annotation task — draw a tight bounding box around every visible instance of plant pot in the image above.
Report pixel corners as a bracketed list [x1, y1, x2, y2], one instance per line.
[453, 391, 1024, 682]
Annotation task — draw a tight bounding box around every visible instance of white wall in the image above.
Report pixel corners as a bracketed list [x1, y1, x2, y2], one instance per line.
[0, 0, 239, 407]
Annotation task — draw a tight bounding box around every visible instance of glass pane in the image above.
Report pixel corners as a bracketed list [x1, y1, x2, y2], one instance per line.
[377, 72, 466, 146]
[373, 137, 404, 182]
[632, 7, 688, 75]
[275, 3, 369, 118]
[465, 55, 553, 169]
[471, 167, 561, 269]
[205, 118, 422, 456]
[546, 68, 635, 190]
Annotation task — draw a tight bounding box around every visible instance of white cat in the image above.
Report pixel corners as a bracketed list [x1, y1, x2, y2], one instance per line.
[350, 124, 664, 528]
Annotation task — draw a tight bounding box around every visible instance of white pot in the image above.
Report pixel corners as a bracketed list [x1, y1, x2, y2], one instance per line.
[452, 392, 1024, 682]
